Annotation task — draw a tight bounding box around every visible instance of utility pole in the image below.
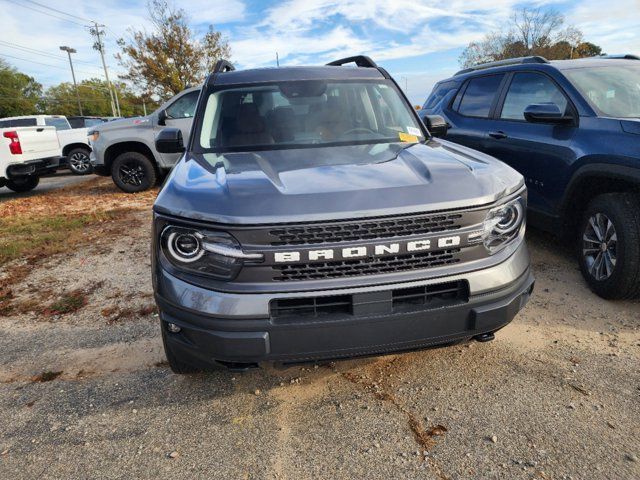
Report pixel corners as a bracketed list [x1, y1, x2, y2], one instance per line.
[59, 46, 83, 115]
[89, 22, 119, 117]
[276, 52, 279, 67]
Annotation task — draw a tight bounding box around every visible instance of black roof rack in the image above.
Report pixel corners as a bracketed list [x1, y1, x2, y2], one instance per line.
[455, 56, 549, 76]
[599, 54, 640, 60]
[213, 60, 235, 73]
[326, 55, 378, 68]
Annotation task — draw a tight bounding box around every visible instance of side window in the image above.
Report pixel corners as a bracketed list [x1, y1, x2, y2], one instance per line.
[44, 117, 70, 130]
[422, 81, 459, 112]
[11, 118, 37, 127]
[166, 91, 199, 119]
[457, 74, 504, 118]
[500, 73, 568, 120]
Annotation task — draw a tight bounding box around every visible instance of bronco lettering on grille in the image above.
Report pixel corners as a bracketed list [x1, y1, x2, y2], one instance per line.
[273, 235, 463, 263]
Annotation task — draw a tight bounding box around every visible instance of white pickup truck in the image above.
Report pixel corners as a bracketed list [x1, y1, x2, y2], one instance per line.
[0, 115, 92, 175]
[0, 126, 61, 192]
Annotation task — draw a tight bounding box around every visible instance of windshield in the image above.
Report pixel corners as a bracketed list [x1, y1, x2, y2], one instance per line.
[197, 80, 425, 152]
[564, 65, 640, 118]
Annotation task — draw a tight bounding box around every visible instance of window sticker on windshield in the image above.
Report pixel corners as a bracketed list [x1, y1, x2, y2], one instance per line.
[606, 90, 616, 99]
[398, 132, 418, 143]
[406, 126, 422, 136]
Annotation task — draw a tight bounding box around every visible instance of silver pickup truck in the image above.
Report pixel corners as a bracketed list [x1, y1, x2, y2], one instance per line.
[89, 87, 200, 192]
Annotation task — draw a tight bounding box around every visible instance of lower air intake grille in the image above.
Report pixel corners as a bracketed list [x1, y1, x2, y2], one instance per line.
[273, 249, 462, 281]
[392, 281, 469, 312]
[271, 295, 351, 322]
[270, 280, 469, 322]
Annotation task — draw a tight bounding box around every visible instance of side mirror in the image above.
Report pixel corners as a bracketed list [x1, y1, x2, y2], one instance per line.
[155, 127, 184, 153]
[523, 103, 572, 124]
[422, 114, 449, 138]
[157, 109, 168, 126]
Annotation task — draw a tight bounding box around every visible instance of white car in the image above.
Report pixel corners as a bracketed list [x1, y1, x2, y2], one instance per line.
[0, 125, 61, 192]
[0, 115, 92, 175]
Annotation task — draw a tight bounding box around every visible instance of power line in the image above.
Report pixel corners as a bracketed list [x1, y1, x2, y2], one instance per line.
[0, 0, 87, 27]
[22, 0, 94, 23]
[0, 53, 104, 77]
[0, 40, 104, 67]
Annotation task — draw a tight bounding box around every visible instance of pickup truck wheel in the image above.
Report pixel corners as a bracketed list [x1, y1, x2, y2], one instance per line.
[6, 176, 39, 193]
[578, 193, 640, 299]
[161, 326, 202, 374]
[67, 147, 93, 175]
[111, 152, 156, 193]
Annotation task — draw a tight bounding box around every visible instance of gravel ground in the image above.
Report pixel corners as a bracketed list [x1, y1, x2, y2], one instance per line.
[0, 180, 638, 480]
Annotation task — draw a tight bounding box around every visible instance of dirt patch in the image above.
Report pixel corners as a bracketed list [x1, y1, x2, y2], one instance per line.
[30, 371, 63, 382]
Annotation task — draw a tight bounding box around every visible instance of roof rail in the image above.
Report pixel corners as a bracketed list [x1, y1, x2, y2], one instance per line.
[455, 56, 549, 76]
[599, 54, 640, 60]
[326, 55, 378, 68]
[213, 60, 235, 73]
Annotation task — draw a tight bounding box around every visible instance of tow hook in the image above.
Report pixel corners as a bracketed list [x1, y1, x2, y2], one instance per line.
[474, 332, 495, 342]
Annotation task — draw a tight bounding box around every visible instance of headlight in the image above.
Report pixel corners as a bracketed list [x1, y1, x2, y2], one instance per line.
[88, 130, 99, 143]
[483, 195, 526, 254]
[160, 226, 263, 281]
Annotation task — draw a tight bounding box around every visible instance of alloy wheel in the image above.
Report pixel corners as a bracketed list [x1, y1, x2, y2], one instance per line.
[119, 161, 146, 186]
[69, 151, 91, 173]
[582, 212, 617, 281]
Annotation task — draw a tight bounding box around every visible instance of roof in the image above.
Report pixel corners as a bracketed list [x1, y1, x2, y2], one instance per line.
[207, 65, 386, 87]
[0, 114, 66, 120]
[450, 55, 639, 81]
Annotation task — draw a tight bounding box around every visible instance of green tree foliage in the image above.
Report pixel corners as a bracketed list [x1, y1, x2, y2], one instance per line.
[41, 78, 158, 117]
[0, 59, 43, 117]
[116, 0, 231, 100]
[460, 8, 604, 68]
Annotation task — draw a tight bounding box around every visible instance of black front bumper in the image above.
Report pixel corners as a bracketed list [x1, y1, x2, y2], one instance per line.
[156, 268, 534, 367]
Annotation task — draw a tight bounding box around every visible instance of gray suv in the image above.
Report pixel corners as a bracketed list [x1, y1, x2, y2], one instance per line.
[89, 86, 200, 192]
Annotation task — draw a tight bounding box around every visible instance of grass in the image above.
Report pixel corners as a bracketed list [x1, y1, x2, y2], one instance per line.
[43, 290, 88, 316]
[0, 210, 126, 267]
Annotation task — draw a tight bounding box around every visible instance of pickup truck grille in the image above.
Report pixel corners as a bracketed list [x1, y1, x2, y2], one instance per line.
[273, 248, 462, 281]
[269, 212, 463, 246]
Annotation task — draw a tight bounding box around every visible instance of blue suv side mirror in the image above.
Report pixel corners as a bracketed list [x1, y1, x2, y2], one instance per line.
[524, 103, 573, 124]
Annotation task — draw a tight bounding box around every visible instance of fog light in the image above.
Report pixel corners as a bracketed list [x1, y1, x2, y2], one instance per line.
[167, 322, 181, 333]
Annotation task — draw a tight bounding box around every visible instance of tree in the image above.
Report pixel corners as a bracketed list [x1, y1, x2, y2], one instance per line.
[41, 78, 158, 117]
[459, 8, 603, 68]
[0, 60, 43, 117]
[116, 0, 231, 100]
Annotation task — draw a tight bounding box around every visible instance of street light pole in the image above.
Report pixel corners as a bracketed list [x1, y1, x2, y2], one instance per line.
[59, 46, 83, 116]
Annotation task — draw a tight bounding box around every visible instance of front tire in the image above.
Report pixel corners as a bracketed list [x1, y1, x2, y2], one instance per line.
[6, 176, 39, 192]
[578, 193, 640, 299]
[111, 152, 156, 193]
[67, 147, 93, 175]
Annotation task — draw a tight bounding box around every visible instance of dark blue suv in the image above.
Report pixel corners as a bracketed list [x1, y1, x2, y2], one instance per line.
[421, 55, 640, 299]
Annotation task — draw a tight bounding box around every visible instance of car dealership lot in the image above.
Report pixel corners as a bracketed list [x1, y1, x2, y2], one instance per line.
[0, 178, 638, 480]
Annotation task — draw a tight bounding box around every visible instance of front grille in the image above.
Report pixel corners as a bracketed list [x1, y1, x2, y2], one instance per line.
[270, 280, 469, 322]
[273, 248, 462, 282]
[269, 212, 463, 246]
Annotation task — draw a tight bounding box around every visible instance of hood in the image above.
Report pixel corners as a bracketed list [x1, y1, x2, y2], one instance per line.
[154, 140, 524, 225]
[93, 115, 150, 132]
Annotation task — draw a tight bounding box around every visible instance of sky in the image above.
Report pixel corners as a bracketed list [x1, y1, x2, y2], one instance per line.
[0, 0, 638, 105]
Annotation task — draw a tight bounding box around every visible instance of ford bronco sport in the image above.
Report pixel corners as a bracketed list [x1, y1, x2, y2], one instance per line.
[151, 56, 534, 373]
[421, 55, 640, 299]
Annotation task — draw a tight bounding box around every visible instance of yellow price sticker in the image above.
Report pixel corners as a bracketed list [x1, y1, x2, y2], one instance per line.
[398, 132, 418, 143]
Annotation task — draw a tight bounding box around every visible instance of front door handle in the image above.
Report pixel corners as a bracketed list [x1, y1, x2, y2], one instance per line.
[488, 131, 508, 140]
